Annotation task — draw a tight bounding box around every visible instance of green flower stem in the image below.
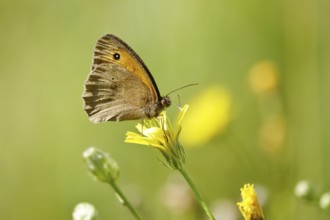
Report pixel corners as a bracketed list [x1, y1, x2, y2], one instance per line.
[109, 181, 143, 220]
[178, 167, 216, 220]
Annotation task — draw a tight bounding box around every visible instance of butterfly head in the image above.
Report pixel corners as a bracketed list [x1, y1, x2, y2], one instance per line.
[161, 96, 171, 108]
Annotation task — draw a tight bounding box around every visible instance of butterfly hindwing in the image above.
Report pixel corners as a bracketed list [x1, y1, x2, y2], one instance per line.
[83, 63, 152, 122]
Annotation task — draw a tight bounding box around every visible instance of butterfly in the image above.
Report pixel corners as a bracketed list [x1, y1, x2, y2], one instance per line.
[82, 34, 171, 123]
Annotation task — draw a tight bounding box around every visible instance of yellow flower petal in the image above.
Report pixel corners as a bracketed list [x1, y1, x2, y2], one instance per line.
[125, 131, 164, 149]
[177, 105, 189, 126]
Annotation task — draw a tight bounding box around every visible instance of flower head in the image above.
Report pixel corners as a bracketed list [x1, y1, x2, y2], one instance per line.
[237, 184, 265, 220]
[125, 105, 189, 170]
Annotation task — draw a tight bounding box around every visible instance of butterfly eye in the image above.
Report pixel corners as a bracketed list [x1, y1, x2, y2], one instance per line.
[113, 53, 120, 60]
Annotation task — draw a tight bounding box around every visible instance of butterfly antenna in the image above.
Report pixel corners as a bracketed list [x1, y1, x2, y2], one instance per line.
[166, 83, 198, 96]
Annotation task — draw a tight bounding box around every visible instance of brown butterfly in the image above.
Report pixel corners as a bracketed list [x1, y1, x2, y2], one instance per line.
[82, 34, 171, 123]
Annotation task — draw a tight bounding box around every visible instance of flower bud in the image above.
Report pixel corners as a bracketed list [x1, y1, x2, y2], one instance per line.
[83, 147, 119, 183]
[294, 180, 317, 202]
[73, 202, 98, 220]
[320, 192, 330, 210]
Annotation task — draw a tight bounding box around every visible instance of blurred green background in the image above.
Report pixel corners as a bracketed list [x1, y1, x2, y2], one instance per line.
[1, 0, 330, 219]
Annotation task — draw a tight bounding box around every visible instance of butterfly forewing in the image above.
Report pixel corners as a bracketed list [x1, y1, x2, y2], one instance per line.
[92, 34, 160, 101]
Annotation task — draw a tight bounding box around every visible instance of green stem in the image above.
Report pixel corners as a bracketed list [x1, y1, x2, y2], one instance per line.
[109, 181, 144, 220]
[178, 167, 216, 220]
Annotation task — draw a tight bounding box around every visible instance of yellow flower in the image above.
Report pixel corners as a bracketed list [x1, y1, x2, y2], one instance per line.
[248, 60, 279, 95]
[180, 85, 231, 148]
[237, 184, 265, 220]
[259, 114, 286, 155]
[125, 105, 189, 169]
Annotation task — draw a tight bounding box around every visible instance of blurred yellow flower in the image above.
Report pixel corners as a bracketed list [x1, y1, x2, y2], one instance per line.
[180, 85, 231, 148]
[237, 184, 265, 220]
[259, 114, 286, 155]
[125, 105, 189, 169]
[248, 60, 279, 95]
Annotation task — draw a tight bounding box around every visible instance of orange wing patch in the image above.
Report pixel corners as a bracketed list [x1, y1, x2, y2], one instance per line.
[92, 34, 159, 102]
